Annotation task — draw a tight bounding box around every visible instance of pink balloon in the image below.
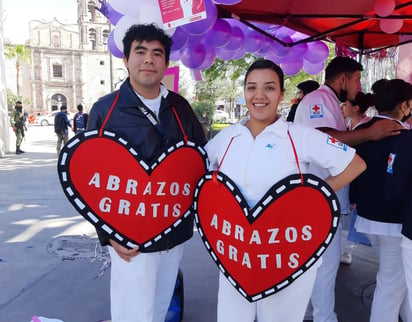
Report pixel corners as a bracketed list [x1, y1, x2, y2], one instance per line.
[380, 15, 404, 34]
[108, 31, 123, 58]
[303, 60, 325, 75]
[375, 0, 395, 17]
[180, 43, 207, 69]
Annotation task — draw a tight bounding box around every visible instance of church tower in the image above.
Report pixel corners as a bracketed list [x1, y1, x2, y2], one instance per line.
[77, 0, 111, 51]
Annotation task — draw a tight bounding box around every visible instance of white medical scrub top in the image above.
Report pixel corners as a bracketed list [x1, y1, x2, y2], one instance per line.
[205, 117, 355, 209]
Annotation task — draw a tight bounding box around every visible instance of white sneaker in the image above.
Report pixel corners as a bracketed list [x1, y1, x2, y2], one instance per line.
[340, 252, 352, 265]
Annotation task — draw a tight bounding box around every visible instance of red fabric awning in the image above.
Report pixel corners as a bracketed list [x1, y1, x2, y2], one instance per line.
[216, 0, 412, 52]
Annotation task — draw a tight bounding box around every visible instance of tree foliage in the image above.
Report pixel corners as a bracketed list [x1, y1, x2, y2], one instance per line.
[4, 44, 32, 97]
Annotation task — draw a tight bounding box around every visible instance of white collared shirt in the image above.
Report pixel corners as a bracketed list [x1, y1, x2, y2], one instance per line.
[205, 118, 355, 208]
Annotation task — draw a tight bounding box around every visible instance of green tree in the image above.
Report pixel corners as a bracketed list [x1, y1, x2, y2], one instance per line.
[4, 44, 32, 97]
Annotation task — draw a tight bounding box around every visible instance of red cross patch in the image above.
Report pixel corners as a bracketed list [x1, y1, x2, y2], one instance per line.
[310, 104, 323, 119]
[327, 136, 347, 150]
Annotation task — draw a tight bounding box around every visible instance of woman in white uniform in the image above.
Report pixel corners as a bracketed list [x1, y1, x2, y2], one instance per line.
[205, 59, 366, 322]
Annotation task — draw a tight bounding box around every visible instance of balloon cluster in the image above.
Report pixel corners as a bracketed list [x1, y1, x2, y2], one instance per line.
[375, 0, 404, 34]
[100, 0, 330, 76]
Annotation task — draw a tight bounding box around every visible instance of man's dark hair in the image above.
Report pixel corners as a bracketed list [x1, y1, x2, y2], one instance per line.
[123, 24, 172, 63]
[61, 105, 67, 111]
[77, 104, 83, 112]
[325, 56, 363, 82]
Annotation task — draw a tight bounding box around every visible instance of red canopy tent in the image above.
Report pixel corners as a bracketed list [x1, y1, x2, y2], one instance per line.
[216, 0, 412, 54]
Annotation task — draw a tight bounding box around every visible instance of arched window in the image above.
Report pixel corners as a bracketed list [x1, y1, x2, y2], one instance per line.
[102, 29, 109, 45]
[88, 1, 96, 21]
[51, 94, 67, 111]
[52, 33, 60, 47]
[89, 28, 97, 50]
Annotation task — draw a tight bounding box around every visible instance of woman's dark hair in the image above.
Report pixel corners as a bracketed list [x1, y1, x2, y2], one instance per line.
[372, 78, 412, 113]
[350, 92, 375, 114]
[123, 24, 172, 62]
[244, 59, 285, 91]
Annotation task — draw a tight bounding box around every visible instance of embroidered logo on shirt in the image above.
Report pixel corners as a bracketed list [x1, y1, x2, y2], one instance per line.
[265, 144, 273, 148]
[326, 136, 347, 151]
[310, 104, 323, 119]
[387, 153, 396, 174]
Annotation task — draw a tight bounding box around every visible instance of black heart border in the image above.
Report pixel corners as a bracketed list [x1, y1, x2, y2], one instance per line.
[193, 171, 340, 302]
[57, 129, 208, 250]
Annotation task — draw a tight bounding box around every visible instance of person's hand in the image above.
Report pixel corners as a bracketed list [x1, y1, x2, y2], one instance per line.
[109, 239, 139, 262]
[12, 126, 16, 133]
[369, 119, 403, 141]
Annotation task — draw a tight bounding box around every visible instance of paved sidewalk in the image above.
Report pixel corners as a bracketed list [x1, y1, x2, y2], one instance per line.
[0, 126, 378, 322]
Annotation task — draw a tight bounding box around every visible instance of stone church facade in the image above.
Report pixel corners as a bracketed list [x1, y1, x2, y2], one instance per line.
[15, 0, 125, 114]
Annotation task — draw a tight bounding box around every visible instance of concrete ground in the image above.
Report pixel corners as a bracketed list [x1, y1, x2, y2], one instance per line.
[0, 126, 379, 322]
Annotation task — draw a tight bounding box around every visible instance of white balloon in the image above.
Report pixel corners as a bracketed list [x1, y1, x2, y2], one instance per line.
[136, 0, 164, 28]
[108, 0, 140, 17]
[113, 15, 139, 53]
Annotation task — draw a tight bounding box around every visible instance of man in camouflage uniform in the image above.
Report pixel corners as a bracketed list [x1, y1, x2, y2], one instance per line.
[9, 101, 26, 154]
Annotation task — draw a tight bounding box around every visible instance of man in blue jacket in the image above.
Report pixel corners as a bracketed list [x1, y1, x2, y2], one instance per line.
[87, 24, 206, 322]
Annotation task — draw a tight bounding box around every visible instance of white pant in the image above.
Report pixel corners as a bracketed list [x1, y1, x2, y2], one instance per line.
[368, 234, 412, 322]
[109, 244, 184, 322]
[217, 264, 318, 322]
[402, 236, 412, 313]
[307, 222, 341, 322]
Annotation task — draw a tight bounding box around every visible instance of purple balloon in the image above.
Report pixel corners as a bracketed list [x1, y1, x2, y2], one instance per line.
[214, 0, 242, 4]
[180, 43, 207, 69]
[304, 41, 329, 64]
[203, 19, 232, 48]
[216, 47, 236, 60]
[224, 26, 244, 51]
[281, 59, 303, 76]
[171, 27, 188, 52]
[107, 3, 123, 25]
[170, 50, 181, 62]
[303, 59, 325, 75]
[197, 48, 216, 70]
[108, 31, 123, 58]
[181, 0, 217, 36]
[243, 28, 264, 53]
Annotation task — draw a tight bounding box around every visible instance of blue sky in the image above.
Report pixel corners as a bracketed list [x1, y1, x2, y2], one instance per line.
[2, 0, 78, 43]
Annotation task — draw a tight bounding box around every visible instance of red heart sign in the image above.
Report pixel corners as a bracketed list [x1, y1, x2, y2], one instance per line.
[194, 172, 340, 302]
[58, 130, 207, 250]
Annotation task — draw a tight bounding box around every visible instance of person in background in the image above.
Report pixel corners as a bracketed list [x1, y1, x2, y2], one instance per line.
[286, 80, 320, 122]
[10, 101, 28, 155]
[86, 23, 206, 322]
[199, 111, 211, 139]
[205, 59, 366, 322]
[73, 104, 88, 135]
[351, 79, 412, 322]
[340, 91, 374, 265]
[294, 56, 403, 322]
[54, 105, 71, 156]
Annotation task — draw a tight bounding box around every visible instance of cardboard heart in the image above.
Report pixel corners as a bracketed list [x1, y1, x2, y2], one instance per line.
[194, 172, 340, 302]
[58, 130, 207, 250]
